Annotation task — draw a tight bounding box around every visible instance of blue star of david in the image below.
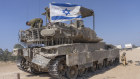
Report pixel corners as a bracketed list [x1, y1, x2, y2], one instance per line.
[62, 8, 70, 16]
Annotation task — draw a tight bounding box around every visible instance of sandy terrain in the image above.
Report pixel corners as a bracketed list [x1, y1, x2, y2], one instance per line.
[120, 47, 140, 62]
[0, 62, 140, 79]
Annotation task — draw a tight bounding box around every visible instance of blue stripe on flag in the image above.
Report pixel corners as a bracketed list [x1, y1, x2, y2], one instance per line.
[51, 15, 82, 20]
[51, 3, 79, 7]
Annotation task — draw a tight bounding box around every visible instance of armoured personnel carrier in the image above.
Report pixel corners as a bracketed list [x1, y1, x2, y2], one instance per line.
[14, 3, 119, 79]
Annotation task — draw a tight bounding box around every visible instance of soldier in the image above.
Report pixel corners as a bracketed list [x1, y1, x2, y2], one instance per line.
[45, 7, 50, 22]
[121, 52, 127, 66]
[26, 18, 43, 28]
[42, 7, 50, 23]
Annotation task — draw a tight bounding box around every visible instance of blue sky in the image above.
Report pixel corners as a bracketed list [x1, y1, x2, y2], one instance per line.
[0, 0, 140, 50]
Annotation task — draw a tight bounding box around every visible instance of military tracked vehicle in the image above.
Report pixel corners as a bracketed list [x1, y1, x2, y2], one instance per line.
[14, 3, 119, 79]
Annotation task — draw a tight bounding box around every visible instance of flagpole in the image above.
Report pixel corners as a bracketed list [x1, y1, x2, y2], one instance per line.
[93, 15, 95, 30]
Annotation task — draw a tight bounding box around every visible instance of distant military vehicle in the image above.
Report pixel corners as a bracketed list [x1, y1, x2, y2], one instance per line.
[14, 3, 119, 79]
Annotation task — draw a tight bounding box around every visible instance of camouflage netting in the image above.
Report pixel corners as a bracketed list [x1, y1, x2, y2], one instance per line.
[80, 7, 94, 18]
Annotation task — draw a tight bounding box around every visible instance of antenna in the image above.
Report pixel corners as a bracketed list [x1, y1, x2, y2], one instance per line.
[26, 0, 29, 20]
[92, 10, 95, 30]
[38, 0, 41, 17]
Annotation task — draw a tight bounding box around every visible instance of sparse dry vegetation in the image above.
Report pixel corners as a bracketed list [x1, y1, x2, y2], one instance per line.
[0, 48, 16, 62]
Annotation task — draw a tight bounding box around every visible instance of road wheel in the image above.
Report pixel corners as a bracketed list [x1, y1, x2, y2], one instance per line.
[78, 67, 88, 76]
[30, 67, 41, 74]
[103, 59, 108, 68]
[66, 66, 78, 79]
[90, 62, 97, 72]
[98, 63, 103, 70]
[115, 58, 120, 64]
[48, 57, 67, 79]
[113, 58, 119, 65]
[109, 61, 113, 66]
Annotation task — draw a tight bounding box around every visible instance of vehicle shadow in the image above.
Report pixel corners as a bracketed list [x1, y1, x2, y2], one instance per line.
[26, 72, 51, 78]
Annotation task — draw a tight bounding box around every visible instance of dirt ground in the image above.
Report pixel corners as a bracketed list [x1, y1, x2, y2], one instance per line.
[0, 62, 140, 79]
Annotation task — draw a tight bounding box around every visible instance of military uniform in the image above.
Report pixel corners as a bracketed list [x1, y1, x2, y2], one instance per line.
[42, 7, 50, 23]
[46, 7, 50, 22]
[121, 52, 127, 66]
[28, 18, 43, 28]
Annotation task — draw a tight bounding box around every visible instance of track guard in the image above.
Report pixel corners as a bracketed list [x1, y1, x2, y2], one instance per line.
[32, 54, 51, 69]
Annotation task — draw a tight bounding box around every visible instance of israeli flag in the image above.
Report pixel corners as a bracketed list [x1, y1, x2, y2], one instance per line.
[50, 3, 82, 22]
